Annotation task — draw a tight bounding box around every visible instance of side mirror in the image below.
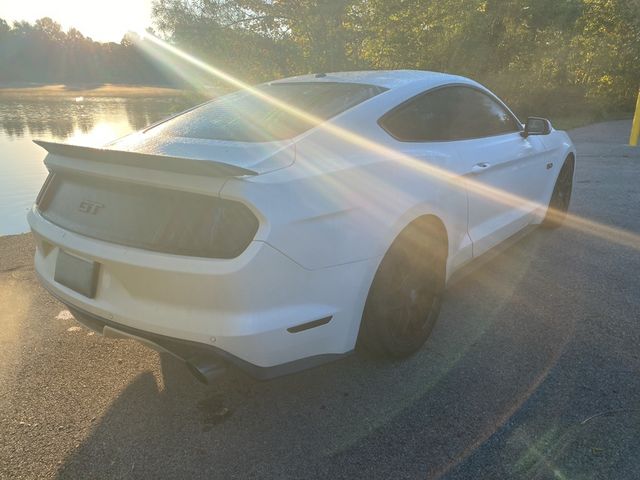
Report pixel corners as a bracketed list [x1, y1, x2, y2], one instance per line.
[521, 117, 552, 138]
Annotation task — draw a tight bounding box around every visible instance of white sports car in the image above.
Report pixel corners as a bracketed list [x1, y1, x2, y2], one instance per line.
[29, 70, 575, 383]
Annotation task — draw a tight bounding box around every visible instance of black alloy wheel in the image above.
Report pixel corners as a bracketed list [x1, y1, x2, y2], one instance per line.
[359, 220, 446, 358]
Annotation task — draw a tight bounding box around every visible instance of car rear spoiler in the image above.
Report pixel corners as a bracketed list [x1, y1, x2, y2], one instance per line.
[33, 140, 258, 177]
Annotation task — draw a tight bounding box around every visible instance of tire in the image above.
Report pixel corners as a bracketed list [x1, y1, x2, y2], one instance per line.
[542, 156, 574, 229]
[358, 218, 447, 358]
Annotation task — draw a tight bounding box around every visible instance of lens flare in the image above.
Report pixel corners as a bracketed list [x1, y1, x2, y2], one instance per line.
[134, 33, 640, 252]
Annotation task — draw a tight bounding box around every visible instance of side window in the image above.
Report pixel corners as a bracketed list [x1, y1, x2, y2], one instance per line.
[380, 86, 520, 142]
[379, 88, 457, 142]
[454, 87, 520, 139]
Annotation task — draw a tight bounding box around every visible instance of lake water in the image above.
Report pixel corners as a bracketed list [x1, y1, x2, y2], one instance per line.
[0, 94, 194, 235]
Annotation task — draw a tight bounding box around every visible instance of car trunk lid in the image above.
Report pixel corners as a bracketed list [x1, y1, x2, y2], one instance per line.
[32, 138, 281, 258]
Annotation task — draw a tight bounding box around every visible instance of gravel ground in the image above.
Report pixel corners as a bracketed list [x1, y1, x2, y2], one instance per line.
[1, 120, 639, 479]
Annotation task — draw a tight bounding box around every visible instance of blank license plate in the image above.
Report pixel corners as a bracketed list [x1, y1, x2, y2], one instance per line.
[54, 250, 99, 298]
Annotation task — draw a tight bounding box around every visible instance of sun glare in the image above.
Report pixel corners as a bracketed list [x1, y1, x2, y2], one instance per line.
[66, 121, 128, 147]
[0, 0, 152, 42]
[135, 32, 640, 253]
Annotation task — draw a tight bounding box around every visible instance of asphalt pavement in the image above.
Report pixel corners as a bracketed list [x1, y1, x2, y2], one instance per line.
[1, 120, 639, 479]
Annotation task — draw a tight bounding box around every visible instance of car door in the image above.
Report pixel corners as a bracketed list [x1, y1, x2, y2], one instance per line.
[441, 86, 550, 256]
[377, 87, 475, 273]
[378, 84, 550, 270]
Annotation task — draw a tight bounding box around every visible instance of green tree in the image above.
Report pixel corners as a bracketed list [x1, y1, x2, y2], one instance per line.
[570, 0, 640, 107]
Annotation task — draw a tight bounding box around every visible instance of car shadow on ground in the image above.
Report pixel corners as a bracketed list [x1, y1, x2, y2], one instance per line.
[51, 228, 602, 479]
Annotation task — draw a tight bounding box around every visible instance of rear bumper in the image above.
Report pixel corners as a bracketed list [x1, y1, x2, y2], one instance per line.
[28, 208, 374, 374]
[48, 296, 349, 380]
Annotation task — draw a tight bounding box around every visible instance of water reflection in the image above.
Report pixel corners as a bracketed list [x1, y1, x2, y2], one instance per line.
[0, 95, 196, 235]
[0, 96, 192, 141]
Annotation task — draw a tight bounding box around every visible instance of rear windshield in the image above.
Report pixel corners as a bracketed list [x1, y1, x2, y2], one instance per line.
[148, 82, 387, 142]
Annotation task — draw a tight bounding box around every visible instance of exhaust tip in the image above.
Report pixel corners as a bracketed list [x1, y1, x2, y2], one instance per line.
[185, 356, 226, 384]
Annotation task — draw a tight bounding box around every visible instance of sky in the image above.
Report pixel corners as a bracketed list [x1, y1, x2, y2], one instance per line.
[0, 0, 153, 43]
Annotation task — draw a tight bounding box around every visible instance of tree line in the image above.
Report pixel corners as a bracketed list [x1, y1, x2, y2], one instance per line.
[152, 0, 640, 118]
[0, 17, 173, 86]
[1, 1, 639, 120]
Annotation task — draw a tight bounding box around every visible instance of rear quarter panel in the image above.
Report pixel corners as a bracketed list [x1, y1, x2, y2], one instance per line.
[221, 116, 471, 274]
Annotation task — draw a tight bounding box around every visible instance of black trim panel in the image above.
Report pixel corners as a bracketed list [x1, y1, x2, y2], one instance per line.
[38, 172, 259, 259]
[287, 316, 332, 333]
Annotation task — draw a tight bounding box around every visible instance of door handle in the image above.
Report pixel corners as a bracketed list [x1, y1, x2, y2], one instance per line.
[471, 162, 491, 173]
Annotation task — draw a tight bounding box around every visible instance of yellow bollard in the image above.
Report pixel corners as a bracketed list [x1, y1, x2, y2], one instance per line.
[631, 88, 640, 146]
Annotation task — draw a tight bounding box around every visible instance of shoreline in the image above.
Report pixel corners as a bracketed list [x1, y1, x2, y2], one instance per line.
[0, 83, 186, 98]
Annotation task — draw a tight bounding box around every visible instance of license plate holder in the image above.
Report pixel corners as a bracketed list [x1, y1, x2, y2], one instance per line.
[54, 250, 99, 298]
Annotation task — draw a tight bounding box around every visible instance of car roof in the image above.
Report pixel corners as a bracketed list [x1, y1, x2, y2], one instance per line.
[270, 70, 470, 90]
